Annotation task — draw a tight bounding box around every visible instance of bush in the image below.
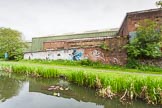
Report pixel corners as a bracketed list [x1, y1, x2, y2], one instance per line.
[125, 20, 162, 59]
[80, 59, 101, 66]
[126, 58, 140, 69]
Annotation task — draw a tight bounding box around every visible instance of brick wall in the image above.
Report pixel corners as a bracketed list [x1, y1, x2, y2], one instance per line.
[139, 58, 162, 68]
[43, 37, 107, 50]
[118, 9, 162, 36]
[42, 36, 128, 65]
[43, 41, 68, 50]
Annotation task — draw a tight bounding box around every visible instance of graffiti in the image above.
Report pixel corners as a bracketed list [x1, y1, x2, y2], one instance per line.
[110, 57, 121, 65]
[72, 49, 83, 60]
[91, 50, 105, 61]
[92, 50, 101, 57]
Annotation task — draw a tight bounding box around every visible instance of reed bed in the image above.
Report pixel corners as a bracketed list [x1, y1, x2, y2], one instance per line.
[0, 62, 162, 105]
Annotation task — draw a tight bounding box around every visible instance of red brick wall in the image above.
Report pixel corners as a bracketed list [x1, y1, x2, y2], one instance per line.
[127, 10, 162, 33]
[84, 47, 127, 65]
[43, 36, 128, 65]
[118, 9, 162, 36]
[43, 41, 68, 50]
[43, 38, 107, 50]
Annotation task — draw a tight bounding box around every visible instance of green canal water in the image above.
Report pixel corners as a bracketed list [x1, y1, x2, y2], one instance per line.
[0, 72, 161, 108]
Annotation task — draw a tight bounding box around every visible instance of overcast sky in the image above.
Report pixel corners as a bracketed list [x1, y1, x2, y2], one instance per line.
[0, 0, 157, 40]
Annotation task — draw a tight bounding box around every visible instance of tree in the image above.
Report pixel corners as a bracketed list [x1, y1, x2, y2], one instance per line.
[156, 0, 162, 8]
[0, 27, 27, 60]
[125, 20, 162, 59]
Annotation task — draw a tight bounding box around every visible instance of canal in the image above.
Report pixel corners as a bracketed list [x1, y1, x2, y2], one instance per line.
[0, 72, 160, 108]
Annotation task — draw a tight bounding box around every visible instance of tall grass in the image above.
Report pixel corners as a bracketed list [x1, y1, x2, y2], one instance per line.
[11, 64, 59, 78]
[21, 59, 125, 70]
[21, 59, 162, 73]
[0, 61, 162, 104]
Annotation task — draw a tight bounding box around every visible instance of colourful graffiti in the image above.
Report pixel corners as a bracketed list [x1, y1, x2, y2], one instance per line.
[72, 49, 83, 60]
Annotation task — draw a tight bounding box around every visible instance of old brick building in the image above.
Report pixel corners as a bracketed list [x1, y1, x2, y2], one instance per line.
[24, 8, 162, 65]
[43, 37, 113, 50]
[24, 29, 129, 65]
[42, 36, 127, 65]
[118, 8, 162, 36]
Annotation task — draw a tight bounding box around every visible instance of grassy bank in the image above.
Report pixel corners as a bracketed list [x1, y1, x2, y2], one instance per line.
[21, 59, 162, 74]
[0, 61, 162, 105]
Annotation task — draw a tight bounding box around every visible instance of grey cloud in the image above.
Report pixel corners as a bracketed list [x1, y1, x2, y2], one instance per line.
[0, 0, 156, 40]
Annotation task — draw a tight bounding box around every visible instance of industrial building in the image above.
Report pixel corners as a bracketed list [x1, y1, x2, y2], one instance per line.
[24, 8, 162, 65]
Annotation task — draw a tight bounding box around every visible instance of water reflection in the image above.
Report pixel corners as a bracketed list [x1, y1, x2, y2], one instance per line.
[0, 73, 23, 102]
[0, 72, 160, 108]
[29, 78, 160, 108]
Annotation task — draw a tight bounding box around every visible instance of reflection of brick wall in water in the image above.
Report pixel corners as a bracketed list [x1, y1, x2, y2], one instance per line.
[43, 36, 128, 65]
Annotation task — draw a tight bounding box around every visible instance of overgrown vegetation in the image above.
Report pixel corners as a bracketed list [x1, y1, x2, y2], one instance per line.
[0, 61, 162, 104]
[100, 42, 109, 50]
[125, 20, 162, 59]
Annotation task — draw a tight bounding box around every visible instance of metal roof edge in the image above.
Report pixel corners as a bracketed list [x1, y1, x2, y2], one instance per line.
[32, 29, 118, 39]
[43, 36, 115, 43]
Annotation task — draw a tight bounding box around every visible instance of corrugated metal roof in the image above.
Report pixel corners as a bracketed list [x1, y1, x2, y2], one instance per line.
[44, 36, 113, 43]
[31, 30, 118, 52]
